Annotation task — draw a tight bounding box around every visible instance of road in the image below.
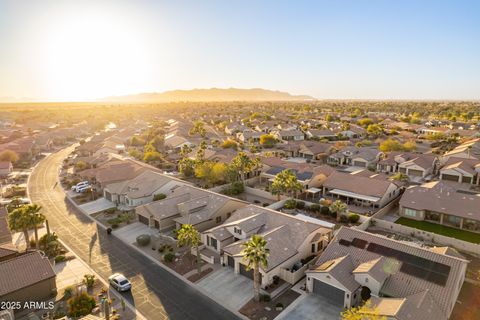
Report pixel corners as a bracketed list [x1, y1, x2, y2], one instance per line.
[28, 147, 239, 320]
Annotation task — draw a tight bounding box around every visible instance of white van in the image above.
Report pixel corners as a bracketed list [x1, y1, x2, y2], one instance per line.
[76, 185, 91, 193]
[72, 181, 90, 192]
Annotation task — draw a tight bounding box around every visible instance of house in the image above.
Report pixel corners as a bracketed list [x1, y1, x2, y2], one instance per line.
[272, 129, 305, 142]
[306, 129, 337, 140]
[340, 125, 366, 139]
[103, 170, 188, 208]
[136, 185, 247, 232]
[201, 205, 332, 287]
[439, 157, 480, 185]
[443, 138, 480, 161]
[225, 122, 248, 135]
[0, 161, 13, 177]
[0, 252, 57, 311]
[399, 181, 480, 232]
[297, 141, 336, 162]
[93, 138, 126, 157]
[165, 133, 194, 151]
[322, 171, 401, 209]
[0, 137, 36, 161]
[237, 130, 263, 143]
[328, 147, 383, 169]
[306, 227, 467, 319]
[397, 153, 437, 181]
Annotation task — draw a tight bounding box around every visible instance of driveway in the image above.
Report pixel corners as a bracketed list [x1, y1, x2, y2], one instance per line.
[78, 197, 115, 215]
[280, 294, 342, 320]
[197, 267, 254, 311]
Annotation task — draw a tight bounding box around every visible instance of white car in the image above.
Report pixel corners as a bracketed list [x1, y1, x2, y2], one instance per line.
[108, 273, 132, 292]
[76, 185, 91, 193]
[71, 181, 90, 192]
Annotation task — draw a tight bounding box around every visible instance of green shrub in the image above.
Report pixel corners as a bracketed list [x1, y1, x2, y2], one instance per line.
[153, 193, 167, 201]
[339, 215, 348, 223]
[348, 213, 360, 223]
[164, 252, 175, 262]
[83, 274, 96, 289]
[104, 208, 116, 214]
[136, 234, 151, 246]
[296, 201, 305, 209]
[55, 255, 66, 263]
[284, 199, 297, 210]
[67, 293, 96, 317]
[310, 204, 320, 212]
[276, 302, 284, 308]
[222, 181, 245, 195]
[63, 286, 74, 299]
[320, 206, 330, 216]
[260, 294, 271, 302]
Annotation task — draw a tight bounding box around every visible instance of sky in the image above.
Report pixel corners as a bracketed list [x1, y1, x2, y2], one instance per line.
[0, 0, 479, 101]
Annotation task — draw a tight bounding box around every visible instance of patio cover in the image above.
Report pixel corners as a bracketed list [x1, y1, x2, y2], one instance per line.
[328, 189, 380, 203]
[306, 187, 322, 194]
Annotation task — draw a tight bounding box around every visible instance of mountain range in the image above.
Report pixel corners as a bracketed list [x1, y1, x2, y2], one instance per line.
[102, 88, 315, 102]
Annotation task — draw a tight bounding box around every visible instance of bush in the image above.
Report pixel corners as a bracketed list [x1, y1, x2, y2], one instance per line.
[320, 206, 330, 216]
[260, 294, 271, 302]
[111, 223, 119, 229]
[83, 274, 96, 289]
[296, 201, 305, 209]
[164, 252, 175, 262]
[347, 213, 360, 223]
[136, 234, 151, 246]
[63, 286, 74, 299]
[284, 199, 297, 210]
[67, 293, 96, 317]
[310, 204, 320, 212]
[104, 208, 116, 214]
[153, 193, 167, 201]
[276, 302, 284, 308]
[55, 255, 66, 263]
[339, 215, 348, 223]
[221, 182, 245, 196]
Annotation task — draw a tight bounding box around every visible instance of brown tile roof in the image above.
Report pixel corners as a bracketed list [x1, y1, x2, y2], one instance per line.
[0, 252, 56, 296]
[323, 171, 395, 198]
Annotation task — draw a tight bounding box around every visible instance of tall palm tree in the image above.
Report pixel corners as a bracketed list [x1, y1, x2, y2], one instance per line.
[330, 200, 348, 222]
[231, 152, 258, 183]
[242, 235, 270, 302]
[7, 206, 32, 251]
[270, 169, 303, 200]
[25, 204, 45, 249]
[177, 224, 202, 274]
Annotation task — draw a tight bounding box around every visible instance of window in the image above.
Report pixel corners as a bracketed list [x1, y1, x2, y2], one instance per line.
[234, 227, 242, 235]
[404, 208, 417, 217]
[210, 237, 218, 250]
[216, 216, 222, 224]
[365, 277, 369, 283]
[311, 243, 316, 253]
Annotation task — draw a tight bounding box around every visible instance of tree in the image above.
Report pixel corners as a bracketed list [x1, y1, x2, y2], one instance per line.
[231, 152, 259, 183]
[390, 172, 409, 183]
[366, 124, 383, 137]
[379, 139, 404, 152]
[178, 158, 196, 177]
[143, 151, 163, 163]
[129, 136, 146, 146]
[180, 144, 193, 156]
[221, 139, 238, 150]
[128, 148, 143, 160]
[341, 300, 387, 320]
[0, 150, 19, 163]
[330, 200, 348, 222]
[259, 134, 277, 148]
[7, 204, 44, 251]
[242, 235, 270, 302]
[358, 118, 374, 127]
[195, 161, 227, 187]
[177, 224, 202, 274]
[189, 121, 207, 137]
[270, 169, 303, 200]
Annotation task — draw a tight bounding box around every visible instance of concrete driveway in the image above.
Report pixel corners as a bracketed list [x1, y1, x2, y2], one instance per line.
[280, 294, 343, 320]
[197, 267, 254, 311]
[78, 197, 115, 215]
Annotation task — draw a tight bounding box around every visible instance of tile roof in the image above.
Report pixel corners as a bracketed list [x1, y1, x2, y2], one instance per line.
[323, 171, 396, 198]
[0, 252, 56, 296]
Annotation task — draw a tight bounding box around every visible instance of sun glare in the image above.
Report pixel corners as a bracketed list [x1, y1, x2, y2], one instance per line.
[39, 9, 155, 101]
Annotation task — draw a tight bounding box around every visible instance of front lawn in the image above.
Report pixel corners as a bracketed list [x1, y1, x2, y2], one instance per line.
[395, 217, 480, 244]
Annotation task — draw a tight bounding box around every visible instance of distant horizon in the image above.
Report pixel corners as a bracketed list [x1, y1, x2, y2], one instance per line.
[1, 1, 479, 101]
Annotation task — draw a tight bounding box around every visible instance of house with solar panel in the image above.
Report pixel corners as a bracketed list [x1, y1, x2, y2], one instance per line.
[306, 227, 467, 319]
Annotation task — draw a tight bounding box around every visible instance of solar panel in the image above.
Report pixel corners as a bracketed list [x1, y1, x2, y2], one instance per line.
[366, 242, 450, 286]
[339, 239, 351, 247]
[351, 238, 368, 249]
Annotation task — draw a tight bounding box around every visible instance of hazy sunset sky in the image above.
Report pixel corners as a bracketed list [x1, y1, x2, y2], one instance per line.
[0, 0, 479, 101]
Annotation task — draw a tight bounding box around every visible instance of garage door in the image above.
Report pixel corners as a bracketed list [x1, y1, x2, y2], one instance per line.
[227, 255, 235, 268]
[442, 174, 459, 182]
[408, 169, 424, 177]
[138, 215, 149, 225]
[353, 161, 366, 167]
[239, 263, 254, 280]
[312, 279, 345, 307]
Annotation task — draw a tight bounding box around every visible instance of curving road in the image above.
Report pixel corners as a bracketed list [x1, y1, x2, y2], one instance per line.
[28, 147, 239, 320]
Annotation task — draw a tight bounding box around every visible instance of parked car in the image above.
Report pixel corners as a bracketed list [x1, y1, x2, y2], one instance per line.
[76, 185, 91, 193]
[108, 273, 131, 292]
[71, 181, 90, 192]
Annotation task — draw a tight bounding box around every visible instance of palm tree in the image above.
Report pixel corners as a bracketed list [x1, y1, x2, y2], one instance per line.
[242, 235, 270, 302]
[24, 204, 45, 249]
[270, 169, 303, 200]
[177, 224, 202, 274]
[231, 152, 259, 184]
[330, 200, 348, 222]
[7, 206, 32, 251]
